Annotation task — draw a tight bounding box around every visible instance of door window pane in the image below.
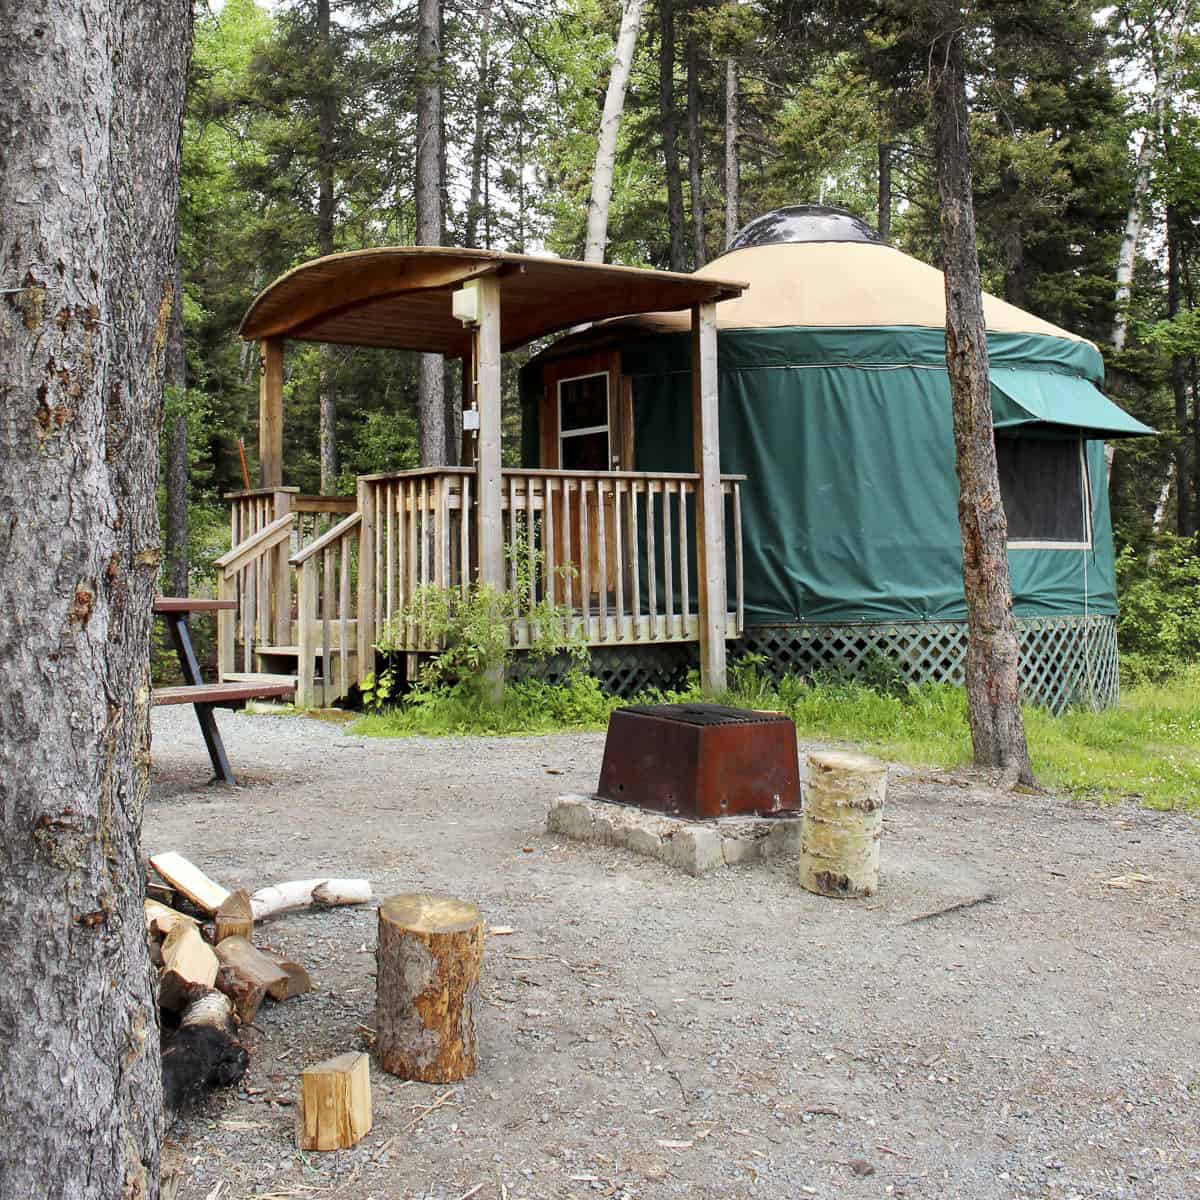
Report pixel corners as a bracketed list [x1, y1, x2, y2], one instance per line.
[561, 430, 609, 471]
[560, 374, 609, 431]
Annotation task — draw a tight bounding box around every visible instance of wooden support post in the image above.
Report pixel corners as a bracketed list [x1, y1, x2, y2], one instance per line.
[460, 348, 476, 468]
[474, 273, 505, 703]
[259, 338, 284, 489]
[272, 489, 293, 646]
[356, 476, 376, 688]
[799, 751, 887, 899]
[296, 557, 317, 709]
[375, 893, 483, 1083]
[691, 300, 727, 693]
[297, 1052, 372, 1151]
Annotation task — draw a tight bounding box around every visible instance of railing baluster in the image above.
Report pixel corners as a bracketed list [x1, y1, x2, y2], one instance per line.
[579, 479, 591, 637]
[459, 474, 471, 599]
[438, 475, 450, 590]
[339, 538, 351, 698]
[733, 481, 744, 634]
[663, 480, 674, 639]
[385, 481, 395, 632]
[321, 547, 333, 707]
[678, 482, 690, 638]
[630, 482, 641, 634]
[527, 476, 538, 617]
[614, 481, 625, 639]
[646, 481, 658, 639]
[543, 477, 556, 608]
[595, 479, 608, 641]
[562, 478, 573, 615]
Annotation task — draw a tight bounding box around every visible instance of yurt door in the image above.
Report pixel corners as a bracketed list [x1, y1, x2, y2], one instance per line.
[541, 352, 631, 619]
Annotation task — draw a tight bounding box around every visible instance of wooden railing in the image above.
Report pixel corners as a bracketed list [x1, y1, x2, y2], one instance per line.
[356, 467, 745, 656]
[214, 511, 296, 679]
[221, 489, 357, 674]
[291, 512, 362, 708]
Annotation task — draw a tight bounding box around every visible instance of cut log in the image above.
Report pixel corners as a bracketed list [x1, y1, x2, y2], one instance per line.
[249, 877, 372, 922]
[296, 1051, 372, 1151]
[216, 964, 266, 1026]
[215, 889, 254, 944]
[375, 893, 483, 1083]
[146, 880, 175, 906]
[799, 751, 887, 899]
[145, 898, 199, 939]
[150, 851, 230, 915]
[214, 935, 291, 1002]
[160, 923, 220, 1011]
[258, 948, 313, 998]
[162, 989, 249, 1111]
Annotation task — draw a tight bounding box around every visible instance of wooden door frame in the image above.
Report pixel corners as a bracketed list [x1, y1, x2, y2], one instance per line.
[539, 349, 631, 470]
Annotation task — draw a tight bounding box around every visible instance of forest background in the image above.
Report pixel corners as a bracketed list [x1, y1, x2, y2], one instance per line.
[170, 0, 1200, 679]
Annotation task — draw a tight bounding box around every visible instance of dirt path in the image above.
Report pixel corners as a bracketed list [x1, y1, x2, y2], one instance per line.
[148, 706, 1200, 1200]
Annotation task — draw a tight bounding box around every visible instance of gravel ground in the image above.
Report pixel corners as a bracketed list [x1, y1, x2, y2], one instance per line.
[147, 704, 1200, 1200]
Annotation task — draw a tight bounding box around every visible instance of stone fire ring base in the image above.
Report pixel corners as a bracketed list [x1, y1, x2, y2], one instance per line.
[546, 794, 803, 878]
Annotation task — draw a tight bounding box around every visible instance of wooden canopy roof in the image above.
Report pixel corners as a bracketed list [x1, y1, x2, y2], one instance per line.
[239, 247, 748, 355]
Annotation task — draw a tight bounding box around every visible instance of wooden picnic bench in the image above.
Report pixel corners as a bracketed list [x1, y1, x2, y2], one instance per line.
[153, 597, 294, 785]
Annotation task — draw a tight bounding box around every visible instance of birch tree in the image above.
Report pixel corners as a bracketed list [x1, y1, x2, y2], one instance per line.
[928, 5, 1035, 785]
[0, 0, 191, 1194]
[585, 0, 647, 262]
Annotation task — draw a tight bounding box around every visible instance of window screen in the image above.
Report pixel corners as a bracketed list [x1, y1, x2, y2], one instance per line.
[995, 437, 1089, 545]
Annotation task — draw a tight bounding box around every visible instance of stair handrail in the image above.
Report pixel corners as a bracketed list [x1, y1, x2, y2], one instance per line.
[289, 510, 361, 567]
[214, 511, 296, 577]
[293, 511, 362, 708]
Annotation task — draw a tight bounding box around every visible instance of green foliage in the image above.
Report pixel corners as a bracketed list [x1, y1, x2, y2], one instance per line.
[1115, 536, 1200, 681]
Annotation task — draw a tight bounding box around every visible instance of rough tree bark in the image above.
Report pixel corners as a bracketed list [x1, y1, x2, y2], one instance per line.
[165, 253, 190, 598]
[724, 41, 740, 247]
[585, 0, 647, 262]
[0, 1, 191, 1196]
[317, 0, 339, 491]
[464, 0, 494, 251]
[686, 17, 706, 267]
[929, 11, 1034, 786]
[1167, 205, 1192, 536]
[877, 140, 892, 241]
[658, 0, 687, 271]
[416, 0, 448, 463]
[1111, 1, 1192, 353]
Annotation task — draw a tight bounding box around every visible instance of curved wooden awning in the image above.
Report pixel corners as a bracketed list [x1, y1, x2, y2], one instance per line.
[239, 247, 748, 355]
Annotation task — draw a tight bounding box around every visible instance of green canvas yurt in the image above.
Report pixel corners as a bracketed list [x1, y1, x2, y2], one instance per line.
[521, 206, 1154, 711]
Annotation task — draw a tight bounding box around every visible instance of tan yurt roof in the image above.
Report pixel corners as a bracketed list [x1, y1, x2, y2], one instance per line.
[606, 240, 1089, 345]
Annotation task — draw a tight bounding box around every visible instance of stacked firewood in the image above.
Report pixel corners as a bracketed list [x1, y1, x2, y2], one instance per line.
[145, 851, 371, 1110]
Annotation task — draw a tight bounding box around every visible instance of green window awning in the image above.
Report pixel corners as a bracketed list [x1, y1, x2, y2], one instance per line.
[990, 367, 1155, 438]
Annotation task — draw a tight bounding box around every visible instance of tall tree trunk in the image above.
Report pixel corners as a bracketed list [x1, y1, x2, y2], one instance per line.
[464, 0, 494, 250]
[724, 49, 740, 247]
[317, 0, 338, 491]
[0, 1, 191, 1195]
[165, 252, 190, 598]
[1111, 2, 1192, 352]
[658, 0, 687, 271]
[877, 140, 892, 241]
[585, 0, 647, 263]
[686, 18, 706, 267]
[1167, 205, 1191, 536]
[416, 0, 448, 463]
[929, 12, 1034, 786]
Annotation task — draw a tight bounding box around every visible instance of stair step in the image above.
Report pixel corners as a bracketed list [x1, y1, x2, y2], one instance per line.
[256, 645, 300, 657]
[225, 671, 298, 687]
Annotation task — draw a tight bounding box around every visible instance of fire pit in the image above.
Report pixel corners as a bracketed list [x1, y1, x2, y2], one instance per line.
[597, 703, 800, 819]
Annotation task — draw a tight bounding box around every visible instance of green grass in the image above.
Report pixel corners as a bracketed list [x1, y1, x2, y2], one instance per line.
[350, 665, 1200, 812]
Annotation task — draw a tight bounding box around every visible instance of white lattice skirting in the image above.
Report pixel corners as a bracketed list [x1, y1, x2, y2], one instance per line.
[734, 615, 1120, 715]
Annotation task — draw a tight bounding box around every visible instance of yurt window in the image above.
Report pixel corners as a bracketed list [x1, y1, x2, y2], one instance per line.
[558, 372, 611, 471]
[996, 436, 1091, 548]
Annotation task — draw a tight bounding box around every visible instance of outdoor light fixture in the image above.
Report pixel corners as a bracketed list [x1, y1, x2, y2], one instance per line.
[452, 279, 481, 326]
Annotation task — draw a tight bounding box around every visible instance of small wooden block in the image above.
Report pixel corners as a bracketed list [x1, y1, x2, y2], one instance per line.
[160, 924, 219, 1011]
[214, 936, 290, 1001]
[258, 948, 312, 998]
[215, 890, 254, 944]
[216, 964, 266, 1026]
[296, 1051, 372, 1150]
[150, 852, 230, 915]
[145, 898, 199, 939]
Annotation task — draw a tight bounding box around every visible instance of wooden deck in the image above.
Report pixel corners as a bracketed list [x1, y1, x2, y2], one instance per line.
[220, 468, 744, 708]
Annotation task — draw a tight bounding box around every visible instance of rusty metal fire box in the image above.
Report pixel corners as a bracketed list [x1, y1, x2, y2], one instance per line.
[597, 703, 800, 819]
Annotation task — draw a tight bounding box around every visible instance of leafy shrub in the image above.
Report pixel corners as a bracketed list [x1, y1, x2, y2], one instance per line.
[1116, 536, 1200, 683]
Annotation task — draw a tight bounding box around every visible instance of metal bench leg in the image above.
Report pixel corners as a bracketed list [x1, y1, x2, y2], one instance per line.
[194, 702, 236, 787]
[166, 611, 237, 786]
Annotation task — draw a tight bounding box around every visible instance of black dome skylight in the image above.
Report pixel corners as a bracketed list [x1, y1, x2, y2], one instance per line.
[726, 205, 884, 251]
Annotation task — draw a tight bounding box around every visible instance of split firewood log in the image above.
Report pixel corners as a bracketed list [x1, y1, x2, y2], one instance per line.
[249, 878, 372, 922]
[258, 948, 312, 998]
[159, 923, 219, 1011]
[214, 889, 253, 944]
[214, 936, 290, 1002]
[161, 987, 249, 1111]
[149, 852, 230, 915]
[145, 899, 199, 940]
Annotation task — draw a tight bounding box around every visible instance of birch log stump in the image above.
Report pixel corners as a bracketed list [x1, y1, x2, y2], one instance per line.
[799, 751, 887, 898]
[375, 894, 483, 1083]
